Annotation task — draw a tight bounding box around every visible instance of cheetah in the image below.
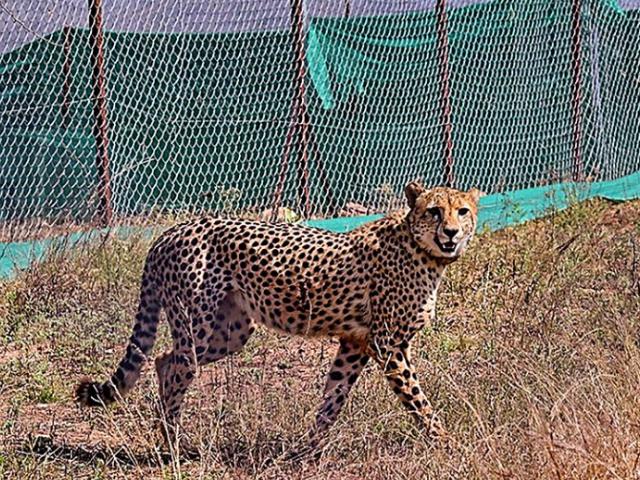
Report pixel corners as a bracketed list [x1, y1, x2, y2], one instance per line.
[76, 182, 482, 454]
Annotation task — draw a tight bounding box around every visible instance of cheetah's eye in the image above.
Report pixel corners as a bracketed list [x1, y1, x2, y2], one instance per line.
[458, 207, 470, 216]
[426, 207, 440, 219]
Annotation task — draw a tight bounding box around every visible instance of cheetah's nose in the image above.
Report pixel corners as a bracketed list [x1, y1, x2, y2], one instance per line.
[443, 228, 459, 239]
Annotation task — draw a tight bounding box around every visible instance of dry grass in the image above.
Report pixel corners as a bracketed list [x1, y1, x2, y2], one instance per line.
[1, 198, 639, 479]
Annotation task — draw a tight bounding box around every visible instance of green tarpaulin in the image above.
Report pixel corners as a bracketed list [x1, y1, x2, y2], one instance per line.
[1, 0, 639, 278]
[1, 0, 638, 223]
[3, 169, 640, 278]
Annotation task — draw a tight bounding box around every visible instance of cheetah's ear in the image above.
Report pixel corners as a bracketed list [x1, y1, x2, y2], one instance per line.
[405, 181, 427, 209]
[467, 188, 485, 204]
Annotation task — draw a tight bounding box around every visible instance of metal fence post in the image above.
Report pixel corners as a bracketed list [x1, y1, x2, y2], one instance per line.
[290, 0, 311, 217]
[436, 0, 455, 188]
[88, 0, 113, 226]
[571, 0, 584, 182]
[61, 26, 73, 129]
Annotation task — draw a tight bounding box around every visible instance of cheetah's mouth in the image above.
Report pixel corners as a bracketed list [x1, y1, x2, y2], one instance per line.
[435, 237, 457, 253]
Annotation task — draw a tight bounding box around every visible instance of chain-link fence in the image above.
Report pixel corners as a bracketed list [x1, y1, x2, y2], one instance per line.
[0, 0, 639, 242]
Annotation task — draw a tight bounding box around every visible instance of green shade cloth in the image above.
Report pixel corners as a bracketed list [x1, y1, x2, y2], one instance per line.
[3, 169, 639, 279]
[1, 0, 638, 224]
[0, 0, 639, 279]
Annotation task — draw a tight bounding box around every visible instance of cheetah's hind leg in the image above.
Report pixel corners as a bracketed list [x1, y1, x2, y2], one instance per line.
[154, 290, 256, 458]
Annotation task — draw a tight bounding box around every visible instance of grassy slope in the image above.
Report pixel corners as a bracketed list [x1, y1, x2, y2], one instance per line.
[0, 199, 639, 479]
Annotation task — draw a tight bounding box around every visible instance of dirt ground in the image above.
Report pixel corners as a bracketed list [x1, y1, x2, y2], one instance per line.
[1, 198, 639, 479]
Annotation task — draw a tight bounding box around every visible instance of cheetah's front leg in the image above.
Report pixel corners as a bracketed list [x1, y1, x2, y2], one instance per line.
[375, 344, 447, 439]
[302, 339, 369, 453]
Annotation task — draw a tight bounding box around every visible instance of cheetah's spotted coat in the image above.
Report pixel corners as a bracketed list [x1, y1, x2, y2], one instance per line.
[76, 182, 482, 453]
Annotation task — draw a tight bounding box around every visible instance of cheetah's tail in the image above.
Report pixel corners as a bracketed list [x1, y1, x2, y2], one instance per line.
[76, 268, 161, 407]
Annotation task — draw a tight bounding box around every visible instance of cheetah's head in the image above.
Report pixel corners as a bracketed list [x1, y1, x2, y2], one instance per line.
[404, 182, 483, 261]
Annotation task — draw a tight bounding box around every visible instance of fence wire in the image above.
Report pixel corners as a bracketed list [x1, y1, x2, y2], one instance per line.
[0, 0, 639, 242]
